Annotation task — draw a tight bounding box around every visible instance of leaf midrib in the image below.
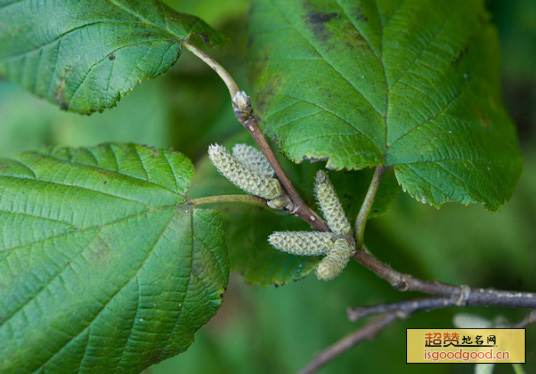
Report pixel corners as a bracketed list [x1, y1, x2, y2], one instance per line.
[0, 205, 181, 256]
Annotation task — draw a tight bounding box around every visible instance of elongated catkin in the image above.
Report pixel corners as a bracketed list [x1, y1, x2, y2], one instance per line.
[316, 239, 353, 280]
[314, 170, 351, 237]
[268, 231, 337, 256]
[232, 143, 274, 177]
[208, 144, 282, 200]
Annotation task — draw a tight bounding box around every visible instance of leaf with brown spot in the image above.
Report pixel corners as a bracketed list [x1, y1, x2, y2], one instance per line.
[0, 0, 225, 114]
[248, 0, 522, 211]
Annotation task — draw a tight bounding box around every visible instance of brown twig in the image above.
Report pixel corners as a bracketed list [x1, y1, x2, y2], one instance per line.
[347, 297, 455, 322]
[239, 114, 329, 231]
[298, 313, 400, 374]
[352, 246, 536, 308]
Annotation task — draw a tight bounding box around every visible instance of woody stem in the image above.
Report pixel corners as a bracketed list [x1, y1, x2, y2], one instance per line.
[183, 41, 329, 231]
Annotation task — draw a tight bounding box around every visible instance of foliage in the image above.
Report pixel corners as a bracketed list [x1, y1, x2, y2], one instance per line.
[248, 0, 522, 210]
[0, 0, 224, 114]
[0, 144, 228, 372]
[0, 0, 532, 373]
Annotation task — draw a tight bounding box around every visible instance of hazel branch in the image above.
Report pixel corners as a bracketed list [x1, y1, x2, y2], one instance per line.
[298, 313, 400, 374]
[351, 246, 536, 308]
[183, 41, 328, 231]
[302, 302, 536, 374]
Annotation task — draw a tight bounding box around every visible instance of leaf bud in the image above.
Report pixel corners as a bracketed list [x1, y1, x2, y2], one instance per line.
[266, 195, 293, 211]
[232, 91, 252, 120]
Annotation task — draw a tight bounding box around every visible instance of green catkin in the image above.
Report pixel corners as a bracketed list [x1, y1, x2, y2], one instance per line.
[232, 143, 275, 177]
[208, 144, 282, 200]
[268, 231, 337, 256]
[316, 239, 353, 281]
[314, 170, 351, 237]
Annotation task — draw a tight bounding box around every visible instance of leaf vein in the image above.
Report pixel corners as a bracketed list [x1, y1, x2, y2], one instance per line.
[258, 91, 378, 148]
[157, 209, 193, 360]
[333, 0, 381, 61]
[388, 10, 453, 90]
[388, 75, 474, 148]
[265, 0, 383, 116]
[33, 148, 182, 195]
[33, 211, 178, 372]
[116, 278, 140, 369]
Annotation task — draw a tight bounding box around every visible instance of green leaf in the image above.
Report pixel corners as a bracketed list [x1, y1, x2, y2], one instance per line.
[248, 0, 523, 211]
[190, 134, 399, 286]
[0, 143, 229, 373]
[0, 0, 224, 114]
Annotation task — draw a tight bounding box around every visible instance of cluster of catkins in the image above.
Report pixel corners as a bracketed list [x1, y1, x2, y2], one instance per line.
[269, 171, 355, 280]
[208, 143, 292, 210]
[208, 143, 355, 281]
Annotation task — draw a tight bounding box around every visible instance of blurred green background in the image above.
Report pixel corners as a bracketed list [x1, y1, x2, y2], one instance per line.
[0, 0, 534, 373]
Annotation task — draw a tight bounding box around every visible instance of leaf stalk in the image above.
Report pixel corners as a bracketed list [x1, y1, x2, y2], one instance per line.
[354, 165, 385, 248]
[191, 194, 272, 209]
[182, 40, 239, 98]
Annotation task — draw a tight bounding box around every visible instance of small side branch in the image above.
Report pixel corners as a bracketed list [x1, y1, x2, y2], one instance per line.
[348, 297, 455, 322]
[349, 298, 536, 325]
[298, 314, 399, 374]
[303, 302, 536, 374]
[513, 309, 536, 328]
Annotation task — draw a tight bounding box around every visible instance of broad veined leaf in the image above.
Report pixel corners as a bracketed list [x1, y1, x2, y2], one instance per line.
[248, 0, 523, 211]
[191, 134, 399, 286]
[0, 0, 224, 114]
[0, 144, 229, 373]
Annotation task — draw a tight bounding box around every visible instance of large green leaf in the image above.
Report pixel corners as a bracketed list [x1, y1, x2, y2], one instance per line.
[0, 0, 224, 114]
[248, 0, 523, 211]
[0, 143, 229, 373]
